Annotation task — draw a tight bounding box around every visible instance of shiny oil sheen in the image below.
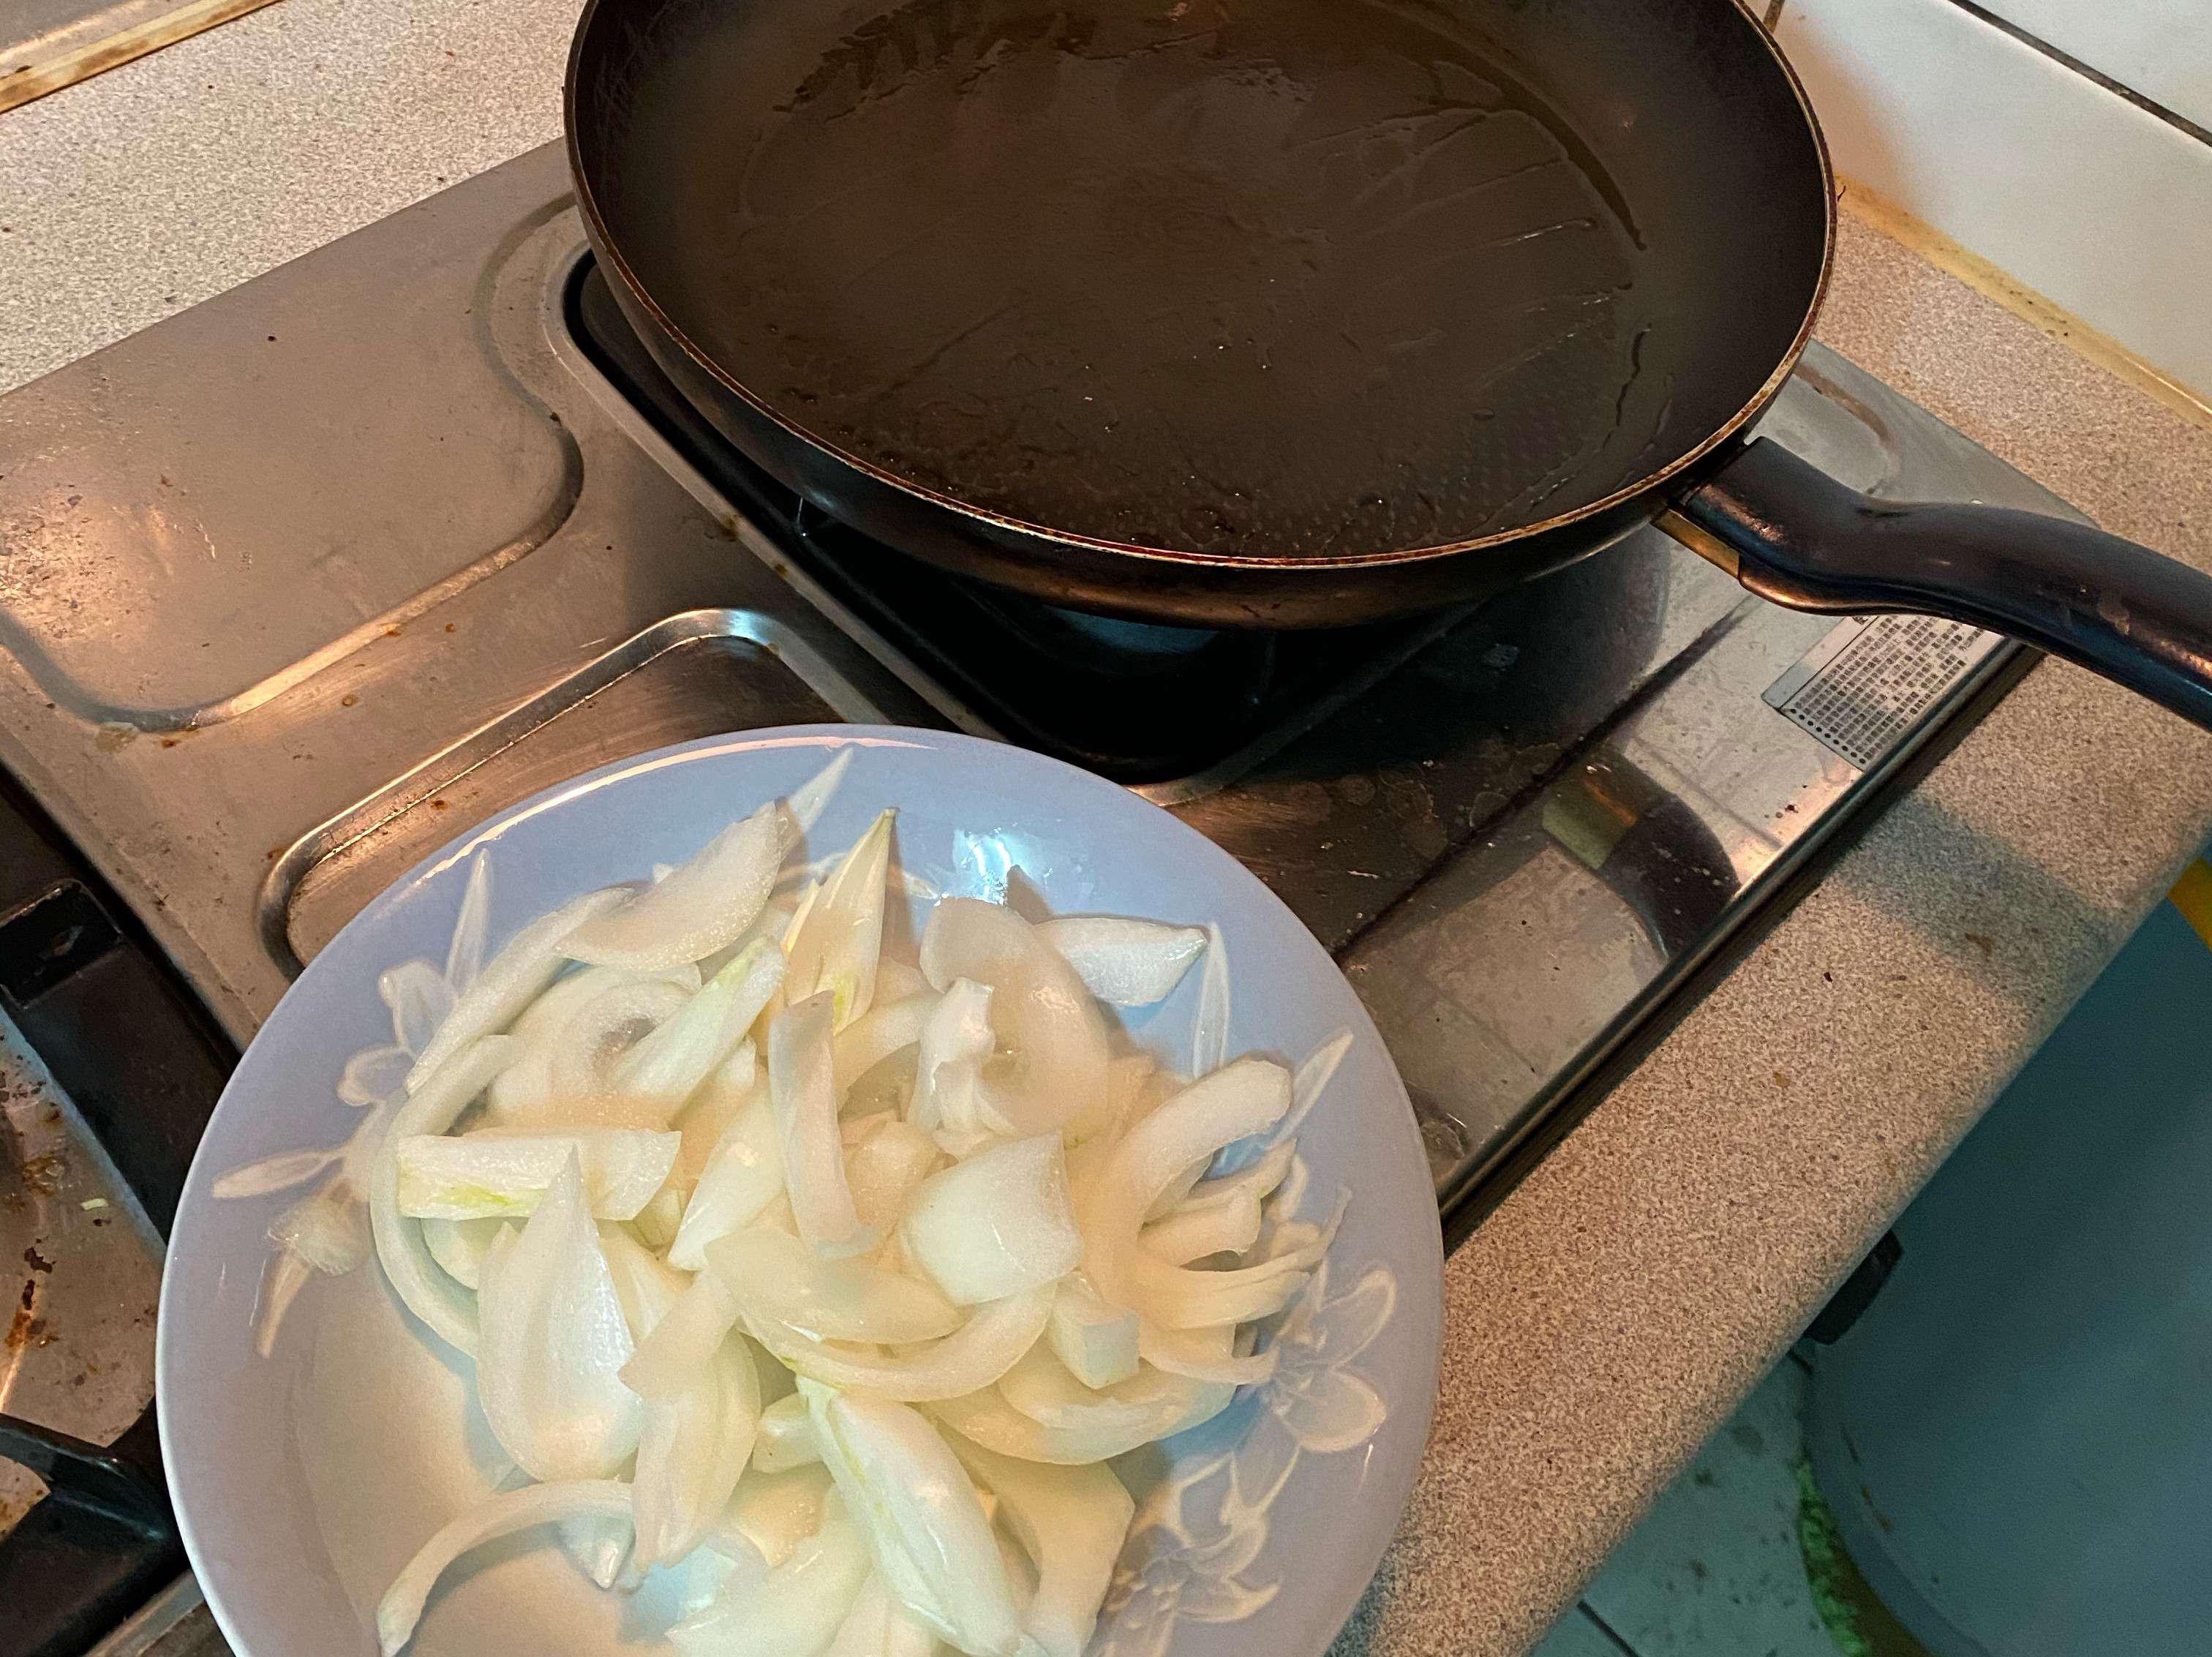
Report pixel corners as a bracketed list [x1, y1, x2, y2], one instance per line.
[601, 0, 1738, 557]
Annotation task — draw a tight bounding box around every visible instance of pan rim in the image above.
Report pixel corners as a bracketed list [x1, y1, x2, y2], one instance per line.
[564, 0, 1836, 575]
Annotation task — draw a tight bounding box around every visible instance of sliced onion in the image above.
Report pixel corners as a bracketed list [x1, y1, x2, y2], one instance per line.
[672, 1040, 759, 1191]
[948, 1435, 1134, 1657]
[510, 962, 700, 1046]
[785, 745, 855, 838]
[752, 1391, 821, 1472]
[622, 1270, 740, 1401]
[918, 899, 1107, 1138]
[742, 1283, 1053, 1402]
[598, 1222, 689, 1340]
[1138, 1187, 1262, 1266]
[907, 978, 993, 1145]
[805, 1382, 1022, 1656]
[669, 1495, 871, 1657]
[1034, 915, 1206, 1007]
[707, 1225, 960, 1345]
[1046, 1274, 1139, 1390]
[784, 808, 895, 1028]
[369, 1035, 517, 1355]
[900, 1135, 1080, 1306]
[1137, 1319, 1278, 1385]
[841, 1115, 939, 1241]
[873, 958, 931, 1004]
[713, 1464, 834, 1567]
[633, 1331, 762, 1568]
[563, 800, 788, 973]
[475, 1154, 642, 1481]
[832, 993, 934, 1097]
[405, 888, 625, 1092]
[612, 938, 786, 1119]
[669, 1086, 783, 1271]
[930, 1367, 1232, 1465]
[419, 1216, 507, 1290]
[376, 1478, 633, 1656]
[1079, 1056, 1291, 1320]
[544, 978, 695, 1102]
[394, 1128, 679, 1222]
[824, 1573, 939, 1657]
[770, 992, 862, 1254]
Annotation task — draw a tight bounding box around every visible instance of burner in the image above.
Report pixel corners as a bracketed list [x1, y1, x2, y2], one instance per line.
[569, 261, 1451, 781]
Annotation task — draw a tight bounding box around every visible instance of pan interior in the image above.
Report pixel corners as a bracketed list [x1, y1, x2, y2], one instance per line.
[578, 0, 1827, 560]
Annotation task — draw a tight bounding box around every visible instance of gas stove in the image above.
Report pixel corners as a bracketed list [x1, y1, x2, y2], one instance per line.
[0, 143, 2069, 1653]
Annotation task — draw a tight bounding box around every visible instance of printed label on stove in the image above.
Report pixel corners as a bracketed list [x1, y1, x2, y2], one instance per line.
[1764, 614, 2004, 770]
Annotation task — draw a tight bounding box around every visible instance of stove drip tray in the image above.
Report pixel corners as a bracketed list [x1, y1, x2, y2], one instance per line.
[569, 261, 1448, 782]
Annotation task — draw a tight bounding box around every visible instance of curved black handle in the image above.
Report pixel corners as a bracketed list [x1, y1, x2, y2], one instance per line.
[1674, 438, 2212, 732]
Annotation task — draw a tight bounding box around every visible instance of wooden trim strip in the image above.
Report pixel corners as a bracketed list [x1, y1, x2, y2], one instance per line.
[1839, 176, 2212, 437]
[0, 0, 285, 116]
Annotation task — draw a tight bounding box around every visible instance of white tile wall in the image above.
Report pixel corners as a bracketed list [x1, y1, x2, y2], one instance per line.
[1777, 0, 2212, 399]
[1972, 0, 2212, 132]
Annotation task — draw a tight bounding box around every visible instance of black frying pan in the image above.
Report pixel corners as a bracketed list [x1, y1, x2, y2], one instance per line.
[567, 0, 2212, 728]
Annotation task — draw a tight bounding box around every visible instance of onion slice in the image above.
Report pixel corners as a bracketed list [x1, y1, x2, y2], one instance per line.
[669, 1084, 783, 1271]
[633, 1331, 762, 1569]
[741, 1283, 1053, 1402]
[707, 1225, 961, 1344]
[611, 939, 786, 1119]
[900, 1135, 1080, 1306]
[1034, 915, 1207, 1007]
[1080, 1057, 1291, 1319]
[405, 888, 625, 1092]
[783, 808, 895, 1027]
[394, 1128, 678, 1222]
[805, 1382, 1023, 1656]
[474, 1154, 642, 1481]
[770, 992, 862, 1254]
[376, 1479, 634, 1656]
[949, 1435, 1134, 1657]
[563, 801, 787, 972]
[369, 1035, 516, 1355]
[669, 1495, 872, 1657]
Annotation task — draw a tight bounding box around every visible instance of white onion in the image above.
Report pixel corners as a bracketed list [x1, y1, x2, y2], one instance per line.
[769, 992, 862, 1255]
[805, 1382, 1023, 1656]
[752, 1390, 822, 1473]
[707, 1226, 961, 1345]
[901, 1135, 1081, 1306]
[405, 888, 625, 1092]
[919, 899, 1108, 1138]
[949, 1435, 1133, 1657]
[369, 1035, 516, 1355]
[744, 1284, 1053, 1403]
[670, 1495, 871, 1657]
[633, 1331, 761, 1569]
[669, 1084, 783, 1271]
[784, 809, 895, 1027]
[474, 1154, 641, 1482]
[612, 938, 786, 1118]
[418, 1216, 506, 1290]
[376, 1478, 634, 1655]
[563, 800, 787, 973]
[394, 1128, 678, 1222]
[1034, 915, 1207, 1007]
[1046, 1274, 1139, 1390]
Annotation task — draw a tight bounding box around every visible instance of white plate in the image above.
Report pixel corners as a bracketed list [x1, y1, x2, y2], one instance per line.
[159, 726, 1444, 1656]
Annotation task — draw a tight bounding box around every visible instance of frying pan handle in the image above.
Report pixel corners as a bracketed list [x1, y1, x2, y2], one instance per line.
[1669, 437, 2212, 732]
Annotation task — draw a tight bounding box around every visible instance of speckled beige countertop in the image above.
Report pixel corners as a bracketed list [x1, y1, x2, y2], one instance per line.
[8, 5, 2212, 1655]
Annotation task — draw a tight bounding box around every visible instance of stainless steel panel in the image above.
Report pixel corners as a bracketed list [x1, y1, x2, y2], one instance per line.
[276, 612, 840, 964]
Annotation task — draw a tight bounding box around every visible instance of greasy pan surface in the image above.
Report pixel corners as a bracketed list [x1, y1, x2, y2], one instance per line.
[570, 0, 1829, 608]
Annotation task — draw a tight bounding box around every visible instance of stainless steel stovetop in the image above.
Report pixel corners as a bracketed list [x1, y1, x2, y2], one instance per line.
[0, 143, 2072, 1653]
